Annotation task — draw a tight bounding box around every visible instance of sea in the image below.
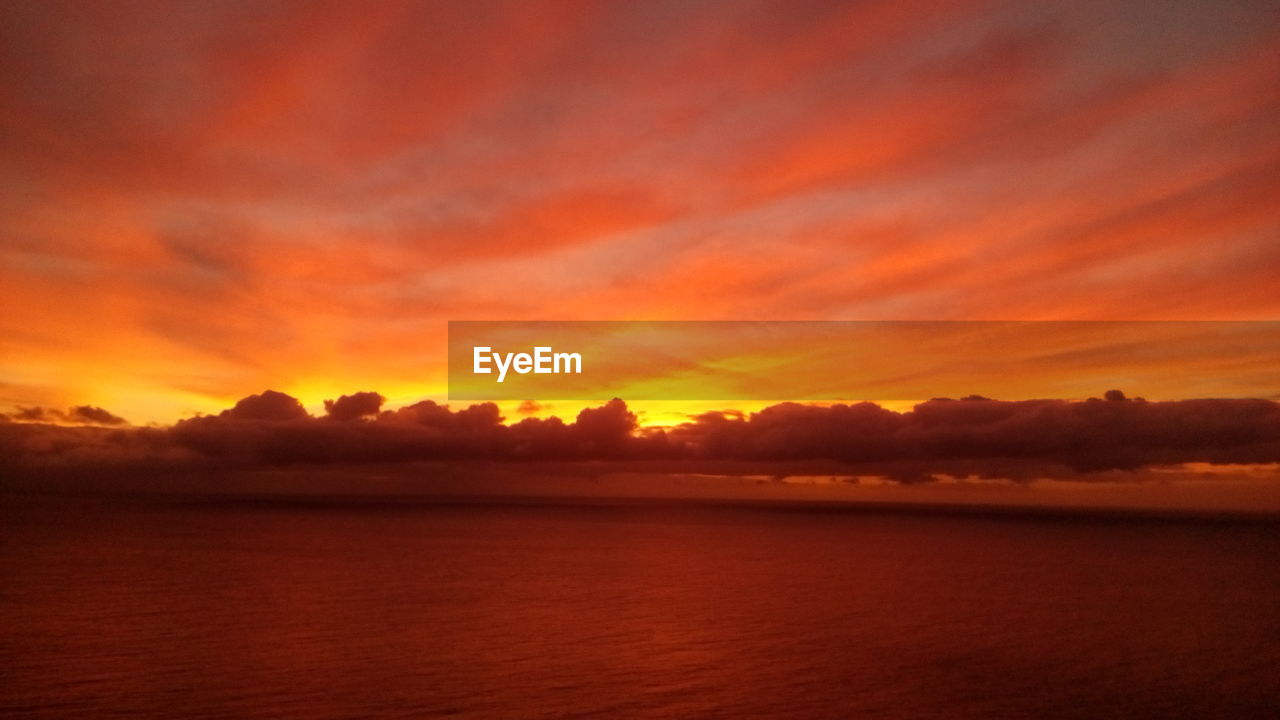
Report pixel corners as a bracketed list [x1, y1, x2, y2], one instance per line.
[2, 490, 1278, 718]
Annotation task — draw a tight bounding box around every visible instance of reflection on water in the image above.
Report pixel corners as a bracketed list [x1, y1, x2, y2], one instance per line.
[3, 493, 1278, 718]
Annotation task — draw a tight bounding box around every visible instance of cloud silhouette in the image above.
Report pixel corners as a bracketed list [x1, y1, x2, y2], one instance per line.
[7, 405, 127, 426]
[67, 405, 128, 425]
[220, 390, 308, 421]
[12, 407, 53, 422]
[2, 391, 1278, 480]
[324, 391, 385, 421]
[672, 392, 1280, 472]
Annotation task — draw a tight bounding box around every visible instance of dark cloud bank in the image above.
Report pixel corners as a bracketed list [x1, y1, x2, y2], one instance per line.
[2, 390, 1278, 482]
[3, 405, 127, 426]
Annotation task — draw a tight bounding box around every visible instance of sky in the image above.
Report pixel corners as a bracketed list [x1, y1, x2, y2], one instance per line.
[2, 0, 1279, 425]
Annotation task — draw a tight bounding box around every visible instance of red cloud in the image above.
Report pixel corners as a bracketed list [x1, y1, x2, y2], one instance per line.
[3, 2, 1279, 422]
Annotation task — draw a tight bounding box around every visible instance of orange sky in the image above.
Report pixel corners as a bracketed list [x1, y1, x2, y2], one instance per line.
[2, 0, 1279, 424]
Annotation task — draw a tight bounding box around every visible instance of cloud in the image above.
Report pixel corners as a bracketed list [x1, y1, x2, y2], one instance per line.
[12, 407, 52, 422]
[2, 390, 1277, 481]
[7, 405, 127, 426]
[67, 405, 127, 425]
[571, 398, 638, 454]
[4, 2, 1280, 425]
[516, 400, 546, 414]
[220, 390, 309, 421]
[324, 391, 385, 421]
[672, 393, 1280, 473]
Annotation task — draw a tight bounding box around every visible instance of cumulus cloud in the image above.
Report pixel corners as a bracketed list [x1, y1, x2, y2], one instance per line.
[571, 398, 639, 455]
[2, 391, 1278, 481]
[7, 405, 128, 426]
[67, 405, 128, 425]
[324, 391, 385, 421]
[12, 407, 52, 422]
[671, 393, 1280, 473]
[220, 390, 308, 421]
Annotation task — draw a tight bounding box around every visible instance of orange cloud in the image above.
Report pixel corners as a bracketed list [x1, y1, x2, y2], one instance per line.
[2, 1, 1278, 422]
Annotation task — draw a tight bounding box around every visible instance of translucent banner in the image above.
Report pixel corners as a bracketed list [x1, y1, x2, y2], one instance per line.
[447, 321, 1280, 401]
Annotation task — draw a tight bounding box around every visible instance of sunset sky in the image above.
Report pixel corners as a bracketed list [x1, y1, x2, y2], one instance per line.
[2, 0, 1278, 425]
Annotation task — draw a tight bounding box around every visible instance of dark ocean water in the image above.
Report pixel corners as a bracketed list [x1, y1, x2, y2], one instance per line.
[2, 493, 1278, 719]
